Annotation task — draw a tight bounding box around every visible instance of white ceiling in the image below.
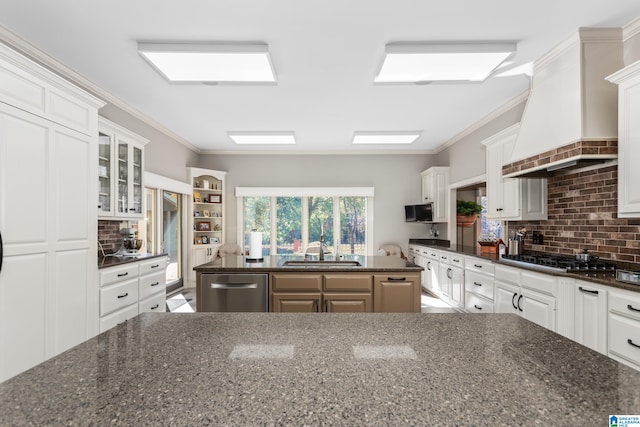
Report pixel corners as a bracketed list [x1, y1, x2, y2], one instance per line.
[1, 1, 640, 154]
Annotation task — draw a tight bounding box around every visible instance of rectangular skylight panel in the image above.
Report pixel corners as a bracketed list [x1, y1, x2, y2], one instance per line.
[352, 132, 420, 145]
[228, 132, 296, 145]
[138, 42, 276, 83]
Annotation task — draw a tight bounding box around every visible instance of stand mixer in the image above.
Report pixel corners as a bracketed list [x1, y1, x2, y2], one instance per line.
[114, 228, 143, 257]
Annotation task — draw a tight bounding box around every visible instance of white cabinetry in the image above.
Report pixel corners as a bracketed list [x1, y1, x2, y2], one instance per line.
[607, 61, 640, 218]
[573, 280, 608, 354]
[495, 265, 557, 331]
[0, 43, 104, 382]
[464, 256, 495, 313]
[99, 256, 167, 332]
[186, 167, 226, 288]
[482, 125, 547, 221]
[437, 251, 464, 309]
[424, 248, 441, 295]
[608, 288, 640, 370]
[421, 167, 449, 223]
[98, 117, 148, 219]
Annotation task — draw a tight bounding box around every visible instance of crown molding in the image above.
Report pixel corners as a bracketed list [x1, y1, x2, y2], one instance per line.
[0, 24, 201, 154]
[623, 16, 640, 41]
[434, 89, 528, 154]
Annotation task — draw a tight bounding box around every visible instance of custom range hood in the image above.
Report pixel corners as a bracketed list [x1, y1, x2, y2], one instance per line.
[503, 28, 623, 178]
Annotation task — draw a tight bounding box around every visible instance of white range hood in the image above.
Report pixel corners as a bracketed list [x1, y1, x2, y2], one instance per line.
[503, 28, 623, 178]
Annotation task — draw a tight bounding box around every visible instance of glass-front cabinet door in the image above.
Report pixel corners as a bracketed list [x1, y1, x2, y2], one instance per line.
[98, 132, 113, 216]
[98, 117, 148, 220]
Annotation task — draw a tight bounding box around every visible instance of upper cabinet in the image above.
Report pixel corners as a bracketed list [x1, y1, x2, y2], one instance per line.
[607, 61, 640, 218]
[98, 117, 148, 219]
[421, 166, 449, 223]
[483, 125, 548, 221]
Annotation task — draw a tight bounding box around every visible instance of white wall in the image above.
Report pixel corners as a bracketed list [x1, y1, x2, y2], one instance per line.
[198, 153, 437, 254]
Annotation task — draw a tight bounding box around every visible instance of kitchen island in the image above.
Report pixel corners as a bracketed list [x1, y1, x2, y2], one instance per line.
[1, 312, 638, 425]
[194, 255, 423, 313]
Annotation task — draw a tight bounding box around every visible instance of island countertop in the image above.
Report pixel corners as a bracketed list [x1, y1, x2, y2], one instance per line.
[1, 312, 639, 425]
[194, 254, 423, 272]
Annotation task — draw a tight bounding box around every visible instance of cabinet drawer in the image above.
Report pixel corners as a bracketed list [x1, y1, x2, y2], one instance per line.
[424, 248, 439, 260]
[465, 292, 494, 313]
[100, 279, 139, 316]
[324, 274, 372, 292]
[139, 257, 167, 275]
[609, 313, 640, 368]
[271, 274, 322, 291]
[495, 264, 520, 285]
[465, 270, 494, 300]
[521, 270, 556, 296]
[449, 254, 465, 268]
[139, 271, 166, 300]
[100, 264, 139, 287]
[609, 289, 640, 321]
[438, 252, 450, 264]
[465, 256, 495, 275]
[99, 304, 139, 333]
[139, 292, 167, 314]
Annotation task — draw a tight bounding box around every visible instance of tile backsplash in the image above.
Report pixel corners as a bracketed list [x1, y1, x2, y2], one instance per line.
[508, 165, 640, 264]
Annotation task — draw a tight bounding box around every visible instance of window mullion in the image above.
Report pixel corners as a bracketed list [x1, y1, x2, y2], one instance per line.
[302, 197, 309, 252]
[270, 197, 277, 254]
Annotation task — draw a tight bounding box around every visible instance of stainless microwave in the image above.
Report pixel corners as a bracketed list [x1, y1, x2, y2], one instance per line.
[405, 203, 434, 223]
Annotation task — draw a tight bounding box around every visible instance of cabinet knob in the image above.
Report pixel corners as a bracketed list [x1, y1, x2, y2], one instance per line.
[474, 304, 482, 311]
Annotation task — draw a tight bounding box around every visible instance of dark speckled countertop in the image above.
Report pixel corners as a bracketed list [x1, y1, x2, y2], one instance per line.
[98, 252, 168, 269]
[1, 312, 639, 425]
[194, 254, 423, 273]
[410, 239, 640, 293]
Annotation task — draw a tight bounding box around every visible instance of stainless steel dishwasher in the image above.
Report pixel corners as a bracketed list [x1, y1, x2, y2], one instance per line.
[200, 273, 269, 312]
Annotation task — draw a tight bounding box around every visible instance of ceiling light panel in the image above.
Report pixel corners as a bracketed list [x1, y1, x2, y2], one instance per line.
[138, 42, 277, 83]
[352, 132, 421, 145]
[375, 42, 516, 83]
[228, 132, 296, 145]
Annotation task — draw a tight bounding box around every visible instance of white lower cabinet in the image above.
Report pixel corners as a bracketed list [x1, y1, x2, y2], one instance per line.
[99, 256, 167, 332]
[438, 253, 464, 309]
[494, 265, 557, 331]
[464, 256, 495, 313]
[574, 280, 608, 354]
[608, 288, 640, 370]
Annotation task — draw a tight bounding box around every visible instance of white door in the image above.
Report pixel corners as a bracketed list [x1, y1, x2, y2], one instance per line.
[522, 289, 556, 331]
[574, 282, 607, 353]
[450, 265, 464, 308]
[494, 281, 520, 315]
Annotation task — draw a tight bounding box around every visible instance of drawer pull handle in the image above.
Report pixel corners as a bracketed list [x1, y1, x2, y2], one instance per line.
[150, 264, 160, 268]
[117, 272, 129, 277]
[474, 264, 483, 268]
[117, 293, 129, 299]
[473, 281, 482, 287]
[511, 293, 518, 310]
[628, 304, 640, 313]
[578, 286, 598, 295]
[517, 294, 523, 312]
[474, 304, 482, 310]
[453, 259, 460, 263]
[628, 339, 640, 349]
[151, 282, 160, 287]
[387, 277, 407, 281]
[150, 304, 160, 310]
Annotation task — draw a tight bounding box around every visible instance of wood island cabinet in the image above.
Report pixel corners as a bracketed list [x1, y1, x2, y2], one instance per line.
[270, 272, 392, 313]
[373, 273, 421, 313]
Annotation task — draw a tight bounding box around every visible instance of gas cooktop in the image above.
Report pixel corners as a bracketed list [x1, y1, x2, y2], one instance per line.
[500, 254, 617, 274]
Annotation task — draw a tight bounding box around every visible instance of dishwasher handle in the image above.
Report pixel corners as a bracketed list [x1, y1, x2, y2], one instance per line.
[210, 282, 258, 289]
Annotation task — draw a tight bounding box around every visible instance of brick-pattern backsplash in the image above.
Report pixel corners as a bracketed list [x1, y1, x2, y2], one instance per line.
[508, 165, 640, 264]
[98, 220, 123, 254]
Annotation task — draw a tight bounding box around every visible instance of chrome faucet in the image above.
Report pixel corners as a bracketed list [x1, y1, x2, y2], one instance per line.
[319, 225, 325, 261]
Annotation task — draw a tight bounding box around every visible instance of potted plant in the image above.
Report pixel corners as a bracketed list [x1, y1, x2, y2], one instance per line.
[456, 200, 482, 228]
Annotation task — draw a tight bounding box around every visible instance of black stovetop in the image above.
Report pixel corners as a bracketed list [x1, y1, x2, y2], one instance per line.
[501, 253, 617, 272]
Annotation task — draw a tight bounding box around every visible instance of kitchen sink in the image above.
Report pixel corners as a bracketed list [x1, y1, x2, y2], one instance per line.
[282, 260, 362, 267]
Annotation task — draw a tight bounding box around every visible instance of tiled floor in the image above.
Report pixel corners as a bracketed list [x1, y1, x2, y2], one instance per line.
[166, 289, 457, 313]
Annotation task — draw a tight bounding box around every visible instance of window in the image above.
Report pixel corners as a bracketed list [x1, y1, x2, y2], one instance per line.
[237, 188, 373, 256]
[480, 195, 502, 240]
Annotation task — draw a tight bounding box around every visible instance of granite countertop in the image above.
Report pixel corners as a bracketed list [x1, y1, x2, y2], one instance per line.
[1, 312, 638, 425]
[194, 254, 423, 273]
[409, 240, 640, 293]
[98, 252, 168, 269]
